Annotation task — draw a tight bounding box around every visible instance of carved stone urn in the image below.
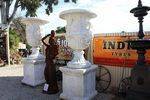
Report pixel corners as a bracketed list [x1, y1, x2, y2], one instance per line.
[60, 9, 96, 68]
[22, 18, 49, 59]
[59, 9, 97, 100]
[21, 18, 49, 86]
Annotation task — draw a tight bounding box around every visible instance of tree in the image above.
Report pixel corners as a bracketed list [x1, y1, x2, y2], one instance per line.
[10, 17, 26, 43]
[9, 28, 22, 64]
[56, 26, 66, 33]
[0, 0, 77, 64]
[0, 0, 77, 24]
[9, 28, 20, 51]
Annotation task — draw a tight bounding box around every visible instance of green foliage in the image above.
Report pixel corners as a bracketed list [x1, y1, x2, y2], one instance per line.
[9, 29, 21, 51]
[12, 17, 26, 43]
[20, 0, 41, 17]
[26, 44, 32, 50]
[19, 0, 77, 16]
[56, 26, 66, 33]
[1, 0, 77, 24]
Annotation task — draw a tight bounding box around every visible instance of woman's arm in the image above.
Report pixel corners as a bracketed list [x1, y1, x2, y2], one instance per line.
[41, 34, 51, 46]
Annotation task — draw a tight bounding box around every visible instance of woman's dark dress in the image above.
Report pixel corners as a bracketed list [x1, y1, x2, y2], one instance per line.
[44, 38, 59, 93]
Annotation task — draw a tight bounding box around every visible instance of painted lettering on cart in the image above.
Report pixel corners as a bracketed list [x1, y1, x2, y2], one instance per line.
[112, 52, 131, 58]
[103, 40, 132, 50]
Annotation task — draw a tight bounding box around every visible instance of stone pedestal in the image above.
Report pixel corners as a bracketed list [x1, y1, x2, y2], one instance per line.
[59, 9, 97, 100]
[21, 18, 49, 87]
[59, 65, 97, 100]
[22, 58, 45, 86]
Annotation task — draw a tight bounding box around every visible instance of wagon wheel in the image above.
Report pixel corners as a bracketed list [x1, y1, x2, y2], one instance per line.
[96, 66, 111, 93]
[118, 77, 131, 97]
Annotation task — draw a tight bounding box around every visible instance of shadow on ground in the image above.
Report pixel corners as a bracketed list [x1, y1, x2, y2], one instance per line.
[0, 76, 125, 100]
[0, 65, 124, 100]
[0, 76, 60, 100]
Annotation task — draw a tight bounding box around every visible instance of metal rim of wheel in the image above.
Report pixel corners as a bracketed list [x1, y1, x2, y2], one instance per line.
[118, 77, 131, 97]
[96, 65, 111, 93]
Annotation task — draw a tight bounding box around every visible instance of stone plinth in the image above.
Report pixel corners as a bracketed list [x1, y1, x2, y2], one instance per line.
[59, 65, 98, 100]
[21, 58, 45, 86]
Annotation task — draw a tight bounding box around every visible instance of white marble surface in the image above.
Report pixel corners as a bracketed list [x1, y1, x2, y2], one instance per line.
[21, 18, 48, 87]
[59, 9, 96, 50]
[59, 9, 97, 100]
[21, 58, 45, 86]
[59, 9, 97, 69]
[67, 50, 91, 68]
[59, 65, 98, 100]
[21, 18, 49, 60]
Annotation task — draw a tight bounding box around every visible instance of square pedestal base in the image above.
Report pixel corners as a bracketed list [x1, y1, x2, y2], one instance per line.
[59, 65, 98, 100]
[22, 58, 45, 87]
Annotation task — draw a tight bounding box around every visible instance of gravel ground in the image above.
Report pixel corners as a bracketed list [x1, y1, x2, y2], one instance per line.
[0, 65, 121, 100]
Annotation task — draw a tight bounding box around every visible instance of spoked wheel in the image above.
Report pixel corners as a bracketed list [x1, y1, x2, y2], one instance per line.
[96, 66, 111, 93]
[118, 77, 131, 97]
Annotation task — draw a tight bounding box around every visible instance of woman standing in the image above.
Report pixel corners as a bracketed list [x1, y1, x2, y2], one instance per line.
[42, 30, 59, 94]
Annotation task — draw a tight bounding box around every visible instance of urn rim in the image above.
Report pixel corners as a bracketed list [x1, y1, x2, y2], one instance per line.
[21, 17, 49, 25]
[59, 9, 97, 19]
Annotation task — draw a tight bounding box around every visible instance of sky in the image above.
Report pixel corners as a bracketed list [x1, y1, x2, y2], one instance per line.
[17, 0, 150, 35]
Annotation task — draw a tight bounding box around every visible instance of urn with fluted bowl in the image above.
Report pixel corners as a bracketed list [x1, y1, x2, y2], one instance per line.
[59, 9, 98, 100]
[21, 18, 49, 86]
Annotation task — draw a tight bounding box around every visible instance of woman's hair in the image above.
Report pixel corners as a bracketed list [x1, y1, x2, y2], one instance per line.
[51, 30, 55, 37]
[48, 30, 56, 45]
